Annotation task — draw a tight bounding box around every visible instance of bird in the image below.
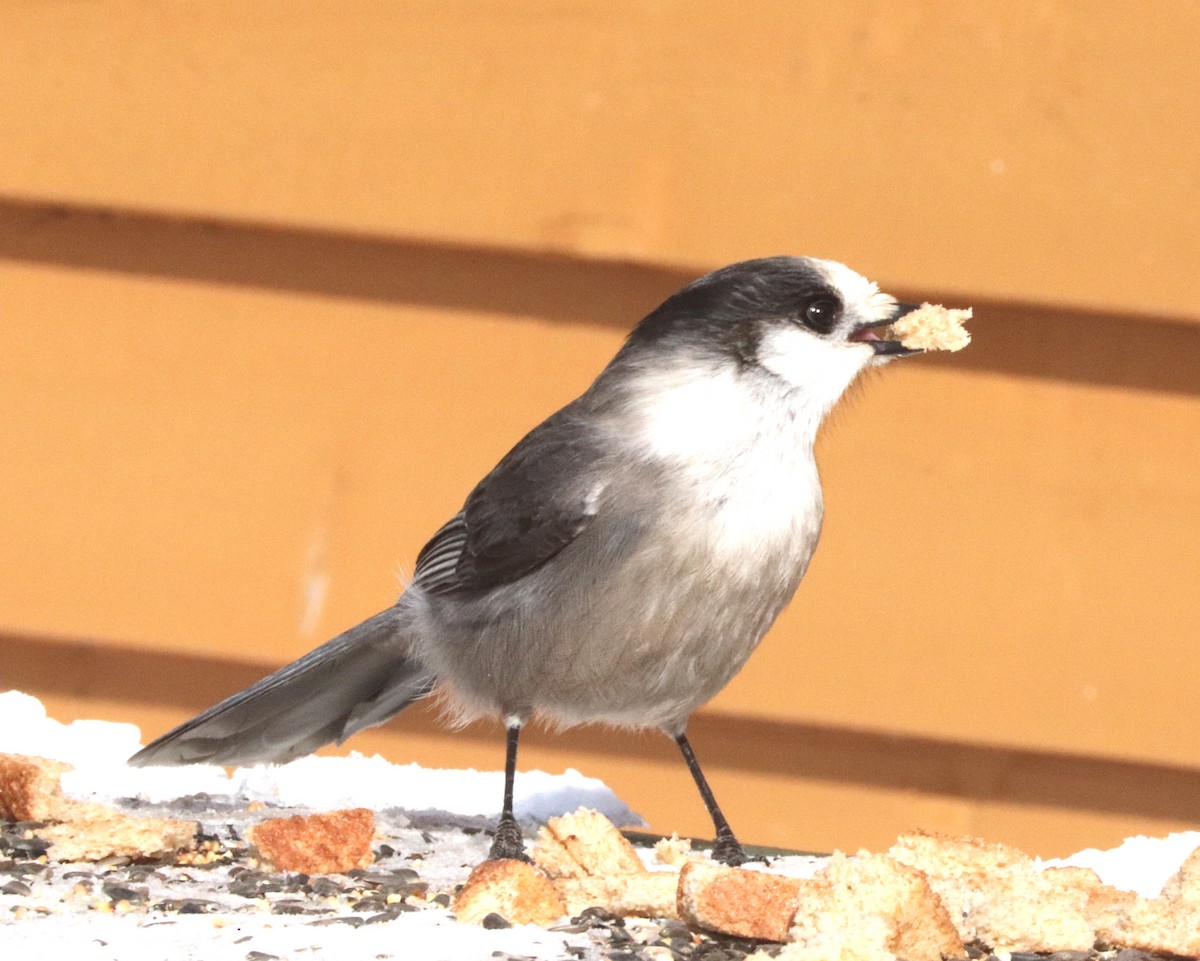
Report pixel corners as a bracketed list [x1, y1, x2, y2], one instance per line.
[130, 255, 924, 865]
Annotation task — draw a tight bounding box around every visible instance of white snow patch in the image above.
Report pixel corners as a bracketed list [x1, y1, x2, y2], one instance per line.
[1041, 831, 1200, 898]
[0, 909, 586, 961]
[0, 689, 641, 827]
[6, 690, 1200, 959]
[0, 690, 645, 960]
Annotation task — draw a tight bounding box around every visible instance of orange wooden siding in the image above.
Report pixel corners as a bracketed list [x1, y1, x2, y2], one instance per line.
[2, 2, 1198, 857]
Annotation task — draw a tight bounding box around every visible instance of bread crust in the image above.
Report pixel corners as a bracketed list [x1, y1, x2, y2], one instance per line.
[0, 752, 196, 862]
[678, 860, 810, 942]
[246, 808, 375, 874]
[453, 858, 567, 926]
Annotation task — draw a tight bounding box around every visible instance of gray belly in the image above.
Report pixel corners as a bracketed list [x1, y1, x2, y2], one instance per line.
[410, 499, 820, 733]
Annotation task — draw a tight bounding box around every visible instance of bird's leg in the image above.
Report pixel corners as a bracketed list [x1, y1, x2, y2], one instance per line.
[674, 730, 759, 867]
[487, 720, 530, 861]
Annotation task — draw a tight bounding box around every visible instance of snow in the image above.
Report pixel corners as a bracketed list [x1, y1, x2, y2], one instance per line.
[3, 689, 1199, 960]
[0, 690, 641, 826]
[1042, 831, 1200, 899]
[0, 689, 643, 961]
[0, 908, 586, 961]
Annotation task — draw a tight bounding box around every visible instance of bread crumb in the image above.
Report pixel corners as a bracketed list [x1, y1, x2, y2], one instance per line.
[0, 754, 74, 821]
[41, 815, 197, 862]
[969, 867, 1101, 952]
[1103, 897, 1200, 957]
[1159, 843, 1200, 903]
[889, 831, 1141, 953]
[678, 860, 810, 942]
[1, 753, 200, 862]
[454, 858, 566, 926]
[533, 808, 644, 878]
[653, 834, 693, 867]
[246, 808, 374, 874]
[888, 303, 972, 352]
[887, 829, 1034, 929]
[785, 852, 963, 961]
[555, 872, 681, 919]
[533, 826, 585, 880]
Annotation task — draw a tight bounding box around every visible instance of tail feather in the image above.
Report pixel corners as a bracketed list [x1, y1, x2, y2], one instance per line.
[129, 609, 435, 767]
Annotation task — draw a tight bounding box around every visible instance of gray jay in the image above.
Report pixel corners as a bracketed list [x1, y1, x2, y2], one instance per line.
[131, 255, 923, 865]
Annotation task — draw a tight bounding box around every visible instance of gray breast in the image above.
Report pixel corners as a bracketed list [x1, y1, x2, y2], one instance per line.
[411, 457, 823, 733]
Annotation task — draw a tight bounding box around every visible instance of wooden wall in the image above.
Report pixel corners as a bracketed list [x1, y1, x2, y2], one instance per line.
[2, 1, 1198, 857]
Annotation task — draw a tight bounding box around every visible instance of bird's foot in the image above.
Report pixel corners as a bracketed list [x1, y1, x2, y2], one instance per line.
[487, 815, 531, 862]
[711, 832, 769, 867]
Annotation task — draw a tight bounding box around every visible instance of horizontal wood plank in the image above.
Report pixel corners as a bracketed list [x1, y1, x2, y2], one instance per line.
[2, 1, 1198, 319]
[2, 248, 1197, 771]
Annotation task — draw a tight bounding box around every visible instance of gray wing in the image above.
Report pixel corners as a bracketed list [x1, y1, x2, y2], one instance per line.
[413, 411, 608, 595]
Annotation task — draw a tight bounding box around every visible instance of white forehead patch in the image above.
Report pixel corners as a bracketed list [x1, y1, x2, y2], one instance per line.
[814, 258, 898, 325]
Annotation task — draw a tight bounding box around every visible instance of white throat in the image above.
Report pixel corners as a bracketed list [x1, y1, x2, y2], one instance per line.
[621, 356, 838, 565]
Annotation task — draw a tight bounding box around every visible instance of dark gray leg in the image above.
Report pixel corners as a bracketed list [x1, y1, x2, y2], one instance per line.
[487, 721, 530, 861]
[674, 730, 753, 866]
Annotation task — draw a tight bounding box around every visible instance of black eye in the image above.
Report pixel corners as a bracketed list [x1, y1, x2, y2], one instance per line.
[803, 299, 839, 332]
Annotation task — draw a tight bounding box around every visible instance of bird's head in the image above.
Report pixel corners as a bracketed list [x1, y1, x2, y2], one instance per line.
[614, 256, 920, 415]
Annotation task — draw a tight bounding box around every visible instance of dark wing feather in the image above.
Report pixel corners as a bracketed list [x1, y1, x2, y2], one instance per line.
[413, 513, 470, 594]
[414, 411, 607, 595]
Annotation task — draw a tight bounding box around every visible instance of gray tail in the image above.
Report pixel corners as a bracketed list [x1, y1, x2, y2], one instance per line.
[129, 608, 435, 767]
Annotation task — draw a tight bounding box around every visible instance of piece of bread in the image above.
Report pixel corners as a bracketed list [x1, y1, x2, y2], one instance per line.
[246, 808, 374, 874]
[887, 829, 1034, 929]
[887, 303, 972, 352]
[889, 832, 1137, 953]
[678, 860, 810, 942]
[1083, 877, 1140, 939]
[1, 753, 198, 863]
[967, 866, 1102, 952]
[1093, 844, 1200, 956]
[533, 808, 645, 879]
[533, 825, 590, 880]
[40, 815, 197, 862]
[1159, 842, 1200, 903]
[787, 852, 963, 961]
[0, 753, 75, 821]
[554, 872, 681, 919]
[1101, 897, 1200, 957]
[453, 858, 567, 926]
[531, 809, 689, 918]
[652, 833, 693, 867]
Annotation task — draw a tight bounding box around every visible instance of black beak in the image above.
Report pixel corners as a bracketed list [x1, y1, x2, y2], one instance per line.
[849, 303, 923, 356]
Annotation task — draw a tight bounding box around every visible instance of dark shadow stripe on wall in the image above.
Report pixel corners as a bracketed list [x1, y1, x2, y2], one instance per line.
[0, 195, 687, 330]
[6, 630, 1200, 824]
[2, 196, 1198, 397]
